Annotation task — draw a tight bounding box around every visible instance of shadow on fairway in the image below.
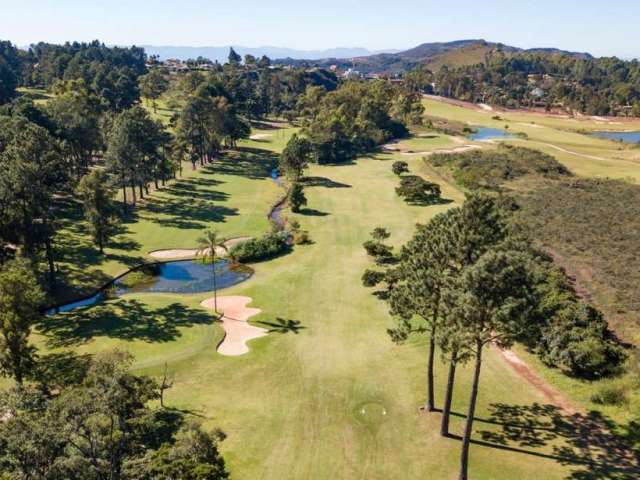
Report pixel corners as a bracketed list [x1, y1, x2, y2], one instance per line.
[302, 176, 352, 189]
[447, 403, 640, 479]
[39, 300, 213, 347]
[299, 208, 330, 217]
[214, 147, 278, 179]
[256, 317, 306, 334]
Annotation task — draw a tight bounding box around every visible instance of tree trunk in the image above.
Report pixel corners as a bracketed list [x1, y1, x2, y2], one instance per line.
[130, 183, 137, 205]
[121, 183, 128, 215]
[459, 341, 483, 480]
[426, 323, 436, 412]
[212, 257, 218, 313]
[441, 349, 458, 437]
[139, 184, 144, 199]
[45, 236, 56, 286]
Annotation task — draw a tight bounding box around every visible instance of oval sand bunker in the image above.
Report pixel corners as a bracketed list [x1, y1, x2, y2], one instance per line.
[201, 296, 267, 356]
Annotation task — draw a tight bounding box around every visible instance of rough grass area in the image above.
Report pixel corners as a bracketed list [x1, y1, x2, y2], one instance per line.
[429, 144, 571, 190]
[516, 178, 640, 343]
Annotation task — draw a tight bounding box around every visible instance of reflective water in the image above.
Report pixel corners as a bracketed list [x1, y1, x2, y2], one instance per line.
[48, 260, 252, 314]
[591, 131, 640, 144]
[116, 259, 252, 295]
[468, 127, 515, 141]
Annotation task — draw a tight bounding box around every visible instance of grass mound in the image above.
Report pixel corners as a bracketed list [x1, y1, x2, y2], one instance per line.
[429, 144, 572, 190]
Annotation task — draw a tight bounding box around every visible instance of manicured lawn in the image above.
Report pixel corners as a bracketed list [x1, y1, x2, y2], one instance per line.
[38, 129, 630, 479]
[51, 128, 300, 303]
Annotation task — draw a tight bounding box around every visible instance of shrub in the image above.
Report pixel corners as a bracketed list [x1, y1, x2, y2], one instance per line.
[392, 161, 409, 175]
[395, 175, 441, 204]
[540, 303, 626, 379]
[362, 269, 386, 287]
[429, 144, 571, 190]
[288, 182, 307, 213]
[229, 233, 289, 263]
[292, 230, 311, 245]
[591, 386, 628, 405]
[363, 240, 393, 263]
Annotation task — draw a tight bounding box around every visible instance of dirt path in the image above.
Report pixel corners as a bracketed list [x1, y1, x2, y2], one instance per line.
[496, 346, 576, 413]
[201, 296, 267, 356]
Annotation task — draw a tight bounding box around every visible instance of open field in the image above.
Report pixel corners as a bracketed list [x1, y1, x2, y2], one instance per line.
[36, 125, 640, 479]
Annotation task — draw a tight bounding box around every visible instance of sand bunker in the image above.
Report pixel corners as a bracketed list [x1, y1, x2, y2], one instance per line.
[250, 133, 273, 140]
[201, 296, 267, 356]
[149, 237, 251, 260]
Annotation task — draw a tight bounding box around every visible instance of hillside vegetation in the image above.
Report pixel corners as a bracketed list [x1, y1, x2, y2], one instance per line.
[516, 178, 640, 344]
[428, 144, 572, 190]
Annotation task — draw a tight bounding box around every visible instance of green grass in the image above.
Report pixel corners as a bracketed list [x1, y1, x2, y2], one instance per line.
[52, 127, 299, 303]
[423, 97, 640, 181]
[37, 129, 637, 478]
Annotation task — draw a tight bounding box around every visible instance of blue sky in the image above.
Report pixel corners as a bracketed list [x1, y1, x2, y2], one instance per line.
[1, 0, 638, 58]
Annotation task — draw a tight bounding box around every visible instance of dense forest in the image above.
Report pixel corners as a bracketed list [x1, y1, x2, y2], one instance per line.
[407, 52, 640, 116]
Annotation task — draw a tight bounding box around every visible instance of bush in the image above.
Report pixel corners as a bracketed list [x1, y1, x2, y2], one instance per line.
[395, 175, 441, 204]
[228, 233, 289, 263]
[540, 303, 626, 379]
[288, 182, 307, 213]
[591, 386, 628, 405]
[362, 269, 386, 287]
[392, 161, 409, 175]
[363, 240, 393, 262]
[292, 230, 311, 245]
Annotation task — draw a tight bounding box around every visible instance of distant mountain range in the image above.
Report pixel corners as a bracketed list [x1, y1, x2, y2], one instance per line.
[141, 40, 600, 74]
[141, 45, 401, 62]
[273, 39, 595, 74]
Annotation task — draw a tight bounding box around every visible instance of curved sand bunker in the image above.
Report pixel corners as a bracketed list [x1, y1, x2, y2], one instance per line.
[250, 133, 273, 140]
[201, 296, 267, 356]
[149, 237, 251, 260]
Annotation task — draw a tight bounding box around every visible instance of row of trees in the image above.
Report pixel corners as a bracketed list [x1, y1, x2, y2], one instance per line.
[363, 193, 625, 479]
[406, 52, 640, 116]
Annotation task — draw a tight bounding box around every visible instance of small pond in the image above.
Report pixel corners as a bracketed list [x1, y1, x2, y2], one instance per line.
[47, 259, 253, 315]
[468, 127, 515, 141]
[591, 131, 640, 144]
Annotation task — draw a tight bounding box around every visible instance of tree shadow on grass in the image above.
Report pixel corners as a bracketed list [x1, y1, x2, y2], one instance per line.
[38, 300, 214, 347]
[302, 176, 352, 188]
[402, 196, 455, 207]
[213, 148, 278, 179]
[256, 317, 305, 334]
[36, 351, 93, 389]
[298, 208, 330, 217]
[449, 403, 640, 479]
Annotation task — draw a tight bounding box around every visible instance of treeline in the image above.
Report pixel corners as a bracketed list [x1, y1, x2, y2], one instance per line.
[298, 80, 424, 163]
[407, 52, 640, 116]
[362, 194, 626, 479]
